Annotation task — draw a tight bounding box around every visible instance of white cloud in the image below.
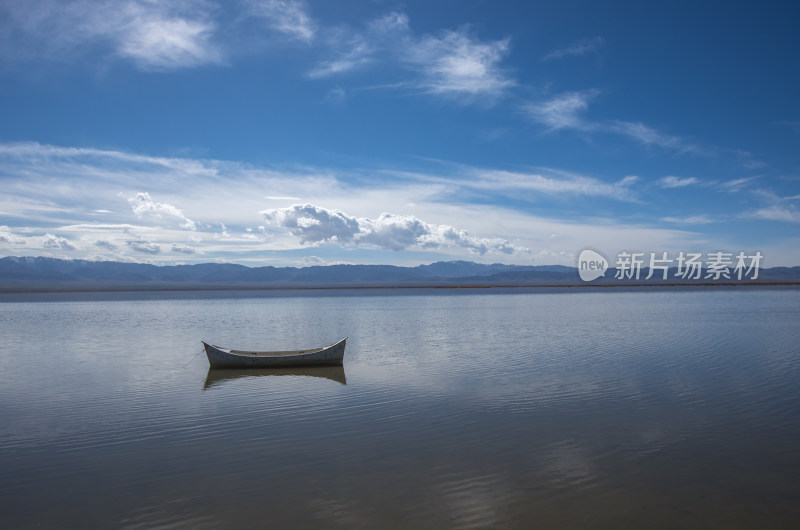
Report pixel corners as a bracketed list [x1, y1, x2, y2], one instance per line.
[468, 169, 638, 201]
[720, 176, 759, 192]
[261, 204, 526, 255]
[128, 192, 196, 230]
[308, 35, 373, 78]
[741, 188, 800, 223]
[171, 243, 197, 254]
[0, 226, 26, 244]
[1, 0, 224, 70]
[247, 0, 316, 43]
[747, 207, 800, 223]
[310, 12, 514, 101]
[659, 176, 700, 188]
[660, 215, 715, 225]
[42, 233, 76, 250]
[403, 29, 514, 99]
[610, 121, 704, 154]
[114, 3, 222, 70]
[736, 150, 767, 170]
[308, 12, 404, 79]
[543, 36, 605, 60]
[524, 92, 706, 154]
[128, 240, 161, 254]
[2, 141, 796, 266]
[95, 239, 117, 250]
[265, 195, 303, 201]
[5, 3, 513, 102]
[261, 204, 361, 244]
[523, 91, 597, 131]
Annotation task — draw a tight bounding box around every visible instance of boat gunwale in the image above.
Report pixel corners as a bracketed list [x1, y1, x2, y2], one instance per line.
[202, 338, 346, 359]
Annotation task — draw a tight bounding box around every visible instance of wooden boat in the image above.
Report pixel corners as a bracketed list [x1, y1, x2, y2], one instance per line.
[202, 338, 346, 368]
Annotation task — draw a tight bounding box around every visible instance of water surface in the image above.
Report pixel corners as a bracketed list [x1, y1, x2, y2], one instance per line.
[1, 288, 798, 528]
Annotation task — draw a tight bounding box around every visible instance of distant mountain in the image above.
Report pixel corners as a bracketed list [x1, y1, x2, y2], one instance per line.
[1, 256, 799, 291]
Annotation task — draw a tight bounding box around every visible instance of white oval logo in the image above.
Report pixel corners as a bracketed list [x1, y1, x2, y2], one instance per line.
[578, 249, 608, 281]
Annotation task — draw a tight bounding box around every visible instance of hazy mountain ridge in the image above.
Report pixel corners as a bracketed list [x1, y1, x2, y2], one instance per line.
[1, 256, 799, 291]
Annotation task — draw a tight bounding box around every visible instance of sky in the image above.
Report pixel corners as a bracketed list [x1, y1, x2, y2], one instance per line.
[0, 0, 799, 267]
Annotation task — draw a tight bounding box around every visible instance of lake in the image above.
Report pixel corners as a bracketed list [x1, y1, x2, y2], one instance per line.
[1, 287, 799, 528]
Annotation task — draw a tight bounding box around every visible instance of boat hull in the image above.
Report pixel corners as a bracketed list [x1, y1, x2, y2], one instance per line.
[202, 338, 346, 368]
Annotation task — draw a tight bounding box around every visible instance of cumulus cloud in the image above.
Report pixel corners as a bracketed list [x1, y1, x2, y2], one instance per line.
[262, 204, 526, 255]
[262, 204, 360, 244]
[42, 234, 76, 250]
[128, 192, 196, 230]
[0, 226, 26, 244]
[128, 240, 161, 254]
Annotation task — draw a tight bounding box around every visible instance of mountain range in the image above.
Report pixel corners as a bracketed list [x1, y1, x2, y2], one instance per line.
[1, 256, 799, 292]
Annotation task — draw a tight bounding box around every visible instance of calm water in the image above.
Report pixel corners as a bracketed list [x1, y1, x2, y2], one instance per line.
[1, 288, 799, 529]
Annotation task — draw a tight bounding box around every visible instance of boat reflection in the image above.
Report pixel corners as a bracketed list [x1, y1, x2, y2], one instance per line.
[203, 365, 347, 389]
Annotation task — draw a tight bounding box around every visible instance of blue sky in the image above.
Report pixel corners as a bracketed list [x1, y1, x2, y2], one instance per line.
[1, 0, 798, 267]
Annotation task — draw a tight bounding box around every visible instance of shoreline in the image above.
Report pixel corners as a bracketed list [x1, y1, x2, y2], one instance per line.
[2, 280, 800, 294]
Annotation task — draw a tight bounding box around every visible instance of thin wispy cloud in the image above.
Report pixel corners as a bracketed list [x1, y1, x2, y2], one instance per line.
[660, 215, 715, 225]
[309, 12, 514, 102]
[543, 36, 605, 60]
[747, 206, 800, 223]
[524, 91, 706, 154]
[246, 0, 316, 43]
[523, 91, 597, 131]
[609, 121, 706, 154]
[775, 121, 800, 134]
[114, 3, 222, 70]
[720, 176, 759, 192]
[403, 30, 514, 100]
[307, 34, 373, 78]
[1, 0, 224, 70]
[736, 150, 767, 170]
[744, 189, 800, 223]
[659, 176, 700, 188]
[306, 12, 407, 78]
[467, 169, 638, 201]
